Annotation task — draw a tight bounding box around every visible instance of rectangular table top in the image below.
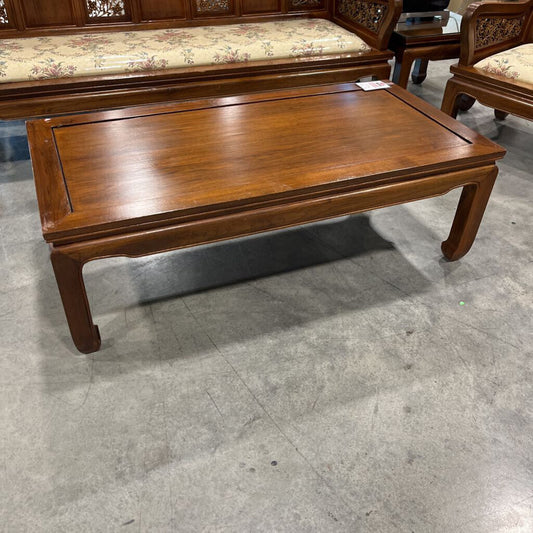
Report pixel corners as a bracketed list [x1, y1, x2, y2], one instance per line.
[28, 83, 505, 244]
[392, 10, 462, 44]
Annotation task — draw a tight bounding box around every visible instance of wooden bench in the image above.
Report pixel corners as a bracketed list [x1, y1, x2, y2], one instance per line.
[27, 83, 505, 353]
[441, 0, 533, 120]
[0, 0, 402, 119]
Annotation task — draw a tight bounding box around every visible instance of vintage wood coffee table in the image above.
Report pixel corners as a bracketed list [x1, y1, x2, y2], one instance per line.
[28, 83, 505, 353]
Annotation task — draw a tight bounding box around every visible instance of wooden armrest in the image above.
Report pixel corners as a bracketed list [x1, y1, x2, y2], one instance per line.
[459, 0, 533, 66]
[333, 0, 403, 50]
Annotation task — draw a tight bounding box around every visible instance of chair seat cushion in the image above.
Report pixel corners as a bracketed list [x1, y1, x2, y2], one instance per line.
[474, 43, 533, 85]
[0, 19, 370, 83]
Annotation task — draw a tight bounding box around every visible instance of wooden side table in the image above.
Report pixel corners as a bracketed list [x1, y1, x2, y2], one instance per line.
[389, 11, 462, 88]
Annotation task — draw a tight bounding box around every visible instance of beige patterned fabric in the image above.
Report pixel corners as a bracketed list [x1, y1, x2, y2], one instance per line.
[0, 19, 370, 83]
[474, 43, 533, 85]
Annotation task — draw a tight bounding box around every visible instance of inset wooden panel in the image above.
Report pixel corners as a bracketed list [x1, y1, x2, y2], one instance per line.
[288, 0, 323, 10]
[139, 0, 186, 20]
[289, 0, 324, 11]
[22, 0, 76, 27]
[241, 0, 280, 14]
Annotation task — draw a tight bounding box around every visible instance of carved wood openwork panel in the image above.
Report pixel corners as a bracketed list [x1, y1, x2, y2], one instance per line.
[196, 0, 231, 14]
[86, 0, 126, 18]
[336, 0, 388, 33]
[289, 0, 322, 9]
[475, 16, 524, 50]
[0, 0, 9, 24]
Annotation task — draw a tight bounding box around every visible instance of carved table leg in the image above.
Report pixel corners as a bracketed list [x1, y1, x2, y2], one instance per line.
[50, 249, 101, 353]
[411, 59, 429, 84]
[441, 167, 498, 261]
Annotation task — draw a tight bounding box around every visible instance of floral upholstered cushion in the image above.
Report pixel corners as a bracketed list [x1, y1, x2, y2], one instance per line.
[474, 43, 533, 85]
[0, 19, 370, 83]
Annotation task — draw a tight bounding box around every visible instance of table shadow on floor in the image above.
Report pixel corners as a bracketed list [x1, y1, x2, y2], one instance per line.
[35, 213, 436, 364]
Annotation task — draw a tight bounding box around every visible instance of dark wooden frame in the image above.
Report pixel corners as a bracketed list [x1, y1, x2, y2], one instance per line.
[441, 0, 533, 120]
[388, 12, 462, 89]
[27, 83, 505, 353]
[0, 0, 402, 118]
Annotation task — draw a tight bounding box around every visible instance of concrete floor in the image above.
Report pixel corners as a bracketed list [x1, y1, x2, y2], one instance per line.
[1, 60, 532, 532]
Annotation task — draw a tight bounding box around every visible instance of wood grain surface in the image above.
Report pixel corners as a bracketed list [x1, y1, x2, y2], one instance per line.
[29, 83, 504, 243]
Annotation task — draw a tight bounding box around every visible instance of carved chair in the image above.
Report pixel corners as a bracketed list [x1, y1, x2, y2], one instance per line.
[441, 0, 533, 120]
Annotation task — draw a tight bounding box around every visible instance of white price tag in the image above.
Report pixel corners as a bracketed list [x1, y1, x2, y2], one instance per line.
[355, 81, 390, 91]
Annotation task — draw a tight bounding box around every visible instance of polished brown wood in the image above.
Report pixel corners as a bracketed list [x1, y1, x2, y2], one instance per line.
[441, 0, 533, 120]
[1, 0, 324, 32]
[138, 0, 187, 20]
[389, 11, 462, 88]
[21, 0, 77, 27]
[241, 0, 281, 14]
[0, 0, 402, 119]
[27, 82, 505, 353]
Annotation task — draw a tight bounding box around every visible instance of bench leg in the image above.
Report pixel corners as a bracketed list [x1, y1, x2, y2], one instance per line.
[441, 166, 498, 261]
[50, 250, 101, 354]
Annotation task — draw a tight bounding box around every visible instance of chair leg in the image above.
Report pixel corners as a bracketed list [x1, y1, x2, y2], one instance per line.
[441, 78, 464, 118]
[494, 109, 509, 120]
[458, 95, 476, 111]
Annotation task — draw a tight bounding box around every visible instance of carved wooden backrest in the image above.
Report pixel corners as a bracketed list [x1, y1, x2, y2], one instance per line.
[0, 0, 328, 35]
[0, 0, 401, 50]
[332, 0, 402, 49]
[460, 0, 533, 65]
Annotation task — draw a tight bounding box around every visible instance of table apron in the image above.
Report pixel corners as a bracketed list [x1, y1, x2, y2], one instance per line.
[394, 43, 461, 62]
[52, 164, 498, 264]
